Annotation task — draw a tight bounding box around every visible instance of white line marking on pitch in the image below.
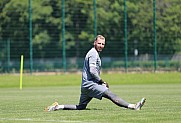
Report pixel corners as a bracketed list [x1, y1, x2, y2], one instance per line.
[0, 118, 83, 122]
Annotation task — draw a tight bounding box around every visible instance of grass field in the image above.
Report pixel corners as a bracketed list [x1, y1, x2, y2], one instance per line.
[0, 73, 181, 123]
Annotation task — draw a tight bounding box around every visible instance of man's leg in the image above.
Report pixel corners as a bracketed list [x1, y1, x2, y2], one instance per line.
[102, 89, 135, 109]
[56, 104, 87, 110]
[45, 102, 87, 111]
[53, 93, 92, 110]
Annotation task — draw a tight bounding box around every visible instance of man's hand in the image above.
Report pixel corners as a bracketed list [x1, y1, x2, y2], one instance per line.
[99, 79, 109, 88]
[102, 82, 109, 88]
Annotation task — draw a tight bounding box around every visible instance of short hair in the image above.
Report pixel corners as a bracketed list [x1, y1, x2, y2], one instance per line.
[94, 35, 105, 41]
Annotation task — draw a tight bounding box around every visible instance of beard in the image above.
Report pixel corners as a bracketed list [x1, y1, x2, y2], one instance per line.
[95, 46, 103, 52]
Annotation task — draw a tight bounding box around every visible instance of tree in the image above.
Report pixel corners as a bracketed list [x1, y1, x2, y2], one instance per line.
[0, 0, 30, 58]
[0, 0, 180, 61]
[156, 0, 181, 54]
[127, 0, 181, 55]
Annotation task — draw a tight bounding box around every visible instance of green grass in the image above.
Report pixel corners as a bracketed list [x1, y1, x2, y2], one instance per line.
[0, 72, 181, 123]
[0, 85, 180, 123]
[0, 72, 181, 88]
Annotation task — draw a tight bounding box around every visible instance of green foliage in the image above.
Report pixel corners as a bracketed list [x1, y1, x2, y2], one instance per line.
[102, 60, 181, 70]
[0, 0, 29, 57]
[156, 0, 181, 54]
[0, 0, 181, 59]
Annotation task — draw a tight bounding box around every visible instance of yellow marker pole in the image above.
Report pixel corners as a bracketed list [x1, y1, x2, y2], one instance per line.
[20, 55, 24, 90]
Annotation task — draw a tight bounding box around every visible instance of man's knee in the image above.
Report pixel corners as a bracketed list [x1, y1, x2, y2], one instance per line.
[77, 104, 87, 110]
[103, 89, 117, 99]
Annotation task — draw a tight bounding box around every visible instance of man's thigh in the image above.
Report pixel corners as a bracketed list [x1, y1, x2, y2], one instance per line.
[79, 93, 92, 105]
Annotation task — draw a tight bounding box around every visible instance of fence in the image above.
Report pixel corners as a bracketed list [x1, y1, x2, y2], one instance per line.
[0, 0, 181, 73]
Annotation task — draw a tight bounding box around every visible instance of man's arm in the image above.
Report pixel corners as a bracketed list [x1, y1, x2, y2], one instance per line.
[89, 62, 109, 88]
[89, 54, 109, 88]
[89, 63, 101, 81]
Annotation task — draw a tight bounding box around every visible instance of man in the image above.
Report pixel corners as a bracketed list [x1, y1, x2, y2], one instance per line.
[45, 35, 146, 111]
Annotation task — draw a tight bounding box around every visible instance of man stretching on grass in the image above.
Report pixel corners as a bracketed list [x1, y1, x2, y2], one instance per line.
[45, 35, 146, 111]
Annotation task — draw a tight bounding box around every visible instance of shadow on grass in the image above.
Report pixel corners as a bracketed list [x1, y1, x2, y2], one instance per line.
[85, 108, 102, 110]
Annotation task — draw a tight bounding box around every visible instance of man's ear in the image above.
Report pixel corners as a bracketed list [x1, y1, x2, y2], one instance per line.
[94, 41, 96, 46]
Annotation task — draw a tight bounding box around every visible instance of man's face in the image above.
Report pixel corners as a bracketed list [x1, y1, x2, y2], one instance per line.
[94, 37, 105, 52]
